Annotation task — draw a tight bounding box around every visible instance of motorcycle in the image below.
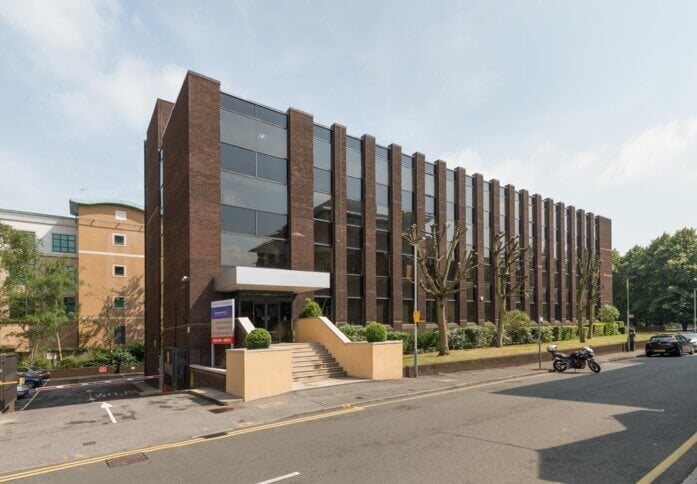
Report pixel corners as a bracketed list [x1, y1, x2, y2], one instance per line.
[547, 344, 602, 373]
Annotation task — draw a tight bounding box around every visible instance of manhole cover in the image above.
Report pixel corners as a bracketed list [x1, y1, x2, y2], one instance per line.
[82, 441, 96, 446]
[208, 406, 236, 414]
[106, 453, 148, 468]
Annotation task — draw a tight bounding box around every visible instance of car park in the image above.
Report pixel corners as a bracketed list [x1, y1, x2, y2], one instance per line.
[17, 366, 51, 380]
[645, 334, 695, 357]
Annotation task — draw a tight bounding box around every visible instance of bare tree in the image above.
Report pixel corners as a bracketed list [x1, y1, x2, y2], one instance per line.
[403, 222, 476, 356]
[492, 231, 530, 347]
[576, 252, 601, 342]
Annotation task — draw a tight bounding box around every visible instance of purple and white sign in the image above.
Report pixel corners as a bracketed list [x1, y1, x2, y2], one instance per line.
[211, 299, 235, 345]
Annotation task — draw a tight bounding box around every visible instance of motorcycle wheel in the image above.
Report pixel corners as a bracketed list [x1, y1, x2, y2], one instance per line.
[553, 360, 568, 372]
[588, 360, 601, 373]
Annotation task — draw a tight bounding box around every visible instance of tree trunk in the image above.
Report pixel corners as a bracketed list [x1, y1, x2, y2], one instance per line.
[577, 308, 586, 343]
[55, 332, 63, 361]
[496, 301, 505, 348]
[588, 306, 595, 340]
[437, 297, 449, 356]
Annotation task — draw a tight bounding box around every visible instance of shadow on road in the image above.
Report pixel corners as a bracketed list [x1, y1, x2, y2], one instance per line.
[495, 357, 697, 483]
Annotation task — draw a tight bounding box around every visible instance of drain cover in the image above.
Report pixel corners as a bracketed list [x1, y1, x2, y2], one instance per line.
[208, 406, 236, 414]
[82, 441, 96, 446]
[106, 453, 148, 468]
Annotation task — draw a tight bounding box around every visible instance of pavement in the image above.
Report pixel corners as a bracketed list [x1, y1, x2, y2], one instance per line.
[0, 348, 697, 483]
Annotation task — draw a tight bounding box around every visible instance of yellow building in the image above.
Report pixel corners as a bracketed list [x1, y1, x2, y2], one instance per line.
[69, 199, 145, 348]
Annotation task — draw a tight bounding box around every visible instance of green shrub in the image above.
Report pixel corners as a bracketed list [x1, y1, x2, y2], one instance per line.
[530, 326, 554, 343]
[560, 326, 576, 340]
[86, 349, 111, 367]
[388, 331, 413, 354]
[246, 328, 272, 349]
[418, 331, 441, 353]
[503, 310, 532, 344]
[59, 356, 84, 369]
[598, 304, 620, 323]
[448, 326, 494, 350]
[109, 349, 138, 370]
[448, 329, 472, 350]
[365, 323, 388, 342]
[603, 322, 619, 336]
[126, 341, 145, 362]
[298, 298, 322, 318]
[338, 323, 359, 342]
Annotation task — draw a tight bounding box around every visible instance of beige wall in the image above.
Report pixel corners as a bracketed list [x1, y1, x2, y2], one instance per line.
[76, 204, 144, 347]
[295, 317, 403, 380]
[0, 322, 79, 353]
[226, 347, 293, 401]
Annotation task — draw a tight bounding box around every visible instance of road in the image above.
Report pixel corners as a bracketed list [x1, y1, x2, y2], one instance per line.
[9, 356, 697, 483]
[16, 374, 145, 411]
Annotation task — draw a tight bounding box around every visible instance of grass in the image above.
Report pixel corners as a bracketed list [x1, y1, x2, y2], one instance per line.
[402, 333, 657, 366]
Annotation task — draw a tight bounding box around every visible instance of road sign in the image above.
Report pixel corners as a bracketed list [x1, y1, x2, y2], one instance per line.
[413, 310, 421, 323]
[98, 366, 108, 374]
[211, 299, 235, 345]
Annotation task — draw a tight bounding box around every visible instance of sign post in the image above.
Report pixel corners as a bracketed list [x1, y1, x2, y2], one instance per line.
[211, 299, 235, 367]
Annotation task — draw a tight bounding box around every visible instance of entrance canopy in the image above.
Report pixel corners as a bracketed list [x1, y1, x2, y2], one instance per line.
[214, 266, 330, 294]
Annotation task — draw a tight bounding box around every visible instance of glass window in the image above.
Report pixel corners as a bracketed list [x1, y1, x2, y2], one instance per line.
[347, 203, 363, 226]
[425, 162, 435, 175]
[347, 298, 362, 324]
[52, 234, 76, 254]
[447, 202, 455, 220]
[64, 296, 76, 313]
[113, 234, 126, 246]
[425, 174, 435, 196]
[221, 143, 255, 176]
[348, 277, 362, 298]
[376, 278, 390, 298]
[314, 246, 332, 272]
[257, 153, 287, 184]
[376, 184, 389, 208]
[257, 211, 288, 238]
[113, 296, 126, 310]
[221, 171, 287, 214]
[401, 154, 413, 168]
[447, 180, 454, 202]
[376, 158, 389, 185]
[313, 125, 331, 142]
[376, 252, 390, 276]
[347, 226, 362, 248]
[113, 265, 126, 277]
[401, 191, 413, 211]
[347, 136, 362, 152]
[314, 168, 331, 194]
[347, 148, 362, 178]
[314, 220, 332, 245]
[425, 196, 435, 214]
[376, 299, 390, 324]
[313, 140, 331, 171]
[220, 110, 287, 158]
[376, 231, 390, 252]
[402, 211, 414, 229]
[401, 165, 413, 190]
[403, 300, 414, 323]
[221, 232, 288, 268]
[222, 205, 255, 235]
[376, 145, 389, 160]
[376, 211, 389, 231]
[220, 93, 255, 117]
[313, 192, 332, 221]
[347, 249, 362, 275]
[347, 177, 362, 201]
[256, 105, 287, 128]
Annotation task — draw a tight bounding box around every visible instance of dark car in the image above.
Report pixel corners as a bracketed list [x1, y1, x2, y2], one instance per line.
[16, 367, 47, 389]
[645, 334, 695, 357]
[17, 366, 51, 380]
[678, 332, 697, 351]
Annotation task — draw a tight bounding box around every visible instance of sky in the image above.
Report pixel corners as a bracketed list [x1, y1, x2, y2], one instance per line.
[1, 0, 696, 254]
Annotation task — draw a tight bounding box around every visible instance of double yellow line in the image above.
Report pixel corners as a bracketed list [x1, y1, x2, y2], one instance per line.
[0, 406, 364, 482]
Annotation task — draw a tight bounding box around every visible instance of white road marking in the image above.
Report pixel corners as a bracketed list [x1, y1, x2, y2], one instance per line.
[100, 402, 117, 424]
[256, 472, 300, 484]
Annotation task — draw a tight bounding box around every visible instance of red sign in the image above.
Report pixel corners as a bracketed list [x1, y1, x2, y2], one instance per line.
[98, 366, 108, 374]
[211, 336, 234, 345]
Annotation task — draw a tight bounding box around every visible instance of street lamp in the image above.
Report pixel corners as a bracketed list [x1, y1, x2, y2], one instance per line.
[693, 277, 696, 332]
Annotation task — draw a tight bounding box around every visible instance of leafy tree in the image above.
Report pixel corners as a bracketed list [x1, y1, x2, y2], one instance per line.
[598, 304, 620, 323]
[613, 228, 697, 329]
[403, 222, 476, 356]
[492, 231, 529, 347]
[0, 222, 38, 316]
[576, 251, 600, 343]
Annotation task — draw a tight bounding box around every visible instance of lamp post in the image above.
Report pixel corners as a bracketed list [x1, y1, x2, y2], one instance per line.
[538, 316, 543, 369]
[626, 277, 630, 350]
[692, 277, 696, 332]
[410, 239, 424, 378]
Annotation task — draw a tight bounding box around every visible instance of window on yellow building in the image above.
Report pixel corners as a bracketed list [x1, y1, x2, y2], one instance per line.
[113, 234, 126, 246]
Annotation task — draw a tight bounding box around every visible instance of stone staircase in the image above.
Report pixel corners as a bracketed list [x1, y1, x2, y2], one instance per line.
[291, 343, 346, 382]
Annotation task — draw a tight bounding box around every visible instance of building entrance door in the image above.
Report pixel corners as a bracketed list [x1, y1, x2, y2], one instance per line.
[239, 297, 293, 343]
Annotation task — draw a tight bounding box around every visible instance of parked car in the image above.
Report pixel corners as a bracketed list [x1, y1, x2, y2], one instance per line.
[17, 366, 51, 380]
[645, 334, 695, 357]
[678, 332, 697, 351]
[16, 383, 29, 399]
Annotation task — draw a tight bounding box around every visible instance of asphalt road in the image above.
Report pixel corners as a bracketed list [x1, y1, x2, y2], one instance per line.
[14, 356, 697, 483]
[16, 374, 144, 411]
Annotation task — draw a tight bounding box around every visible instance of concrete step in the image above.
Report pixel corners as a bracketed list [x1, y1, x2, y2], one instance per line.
[292, 354, 335, 362]
[294, 370, 347, 382]
[292, 362, 343, 372]
[289, 342, 346, 382]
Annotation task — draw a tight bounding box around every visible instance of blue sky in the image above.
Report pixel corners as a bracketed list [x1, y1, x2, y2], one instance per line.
[1, 0, 695, 253]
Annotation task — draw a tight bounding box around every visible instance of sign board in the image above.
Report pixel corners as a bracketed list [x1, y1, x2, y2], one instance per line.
[413, 310, 421, 323]
[98, 366, 108, 374]
[211, 299, 235, 345]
